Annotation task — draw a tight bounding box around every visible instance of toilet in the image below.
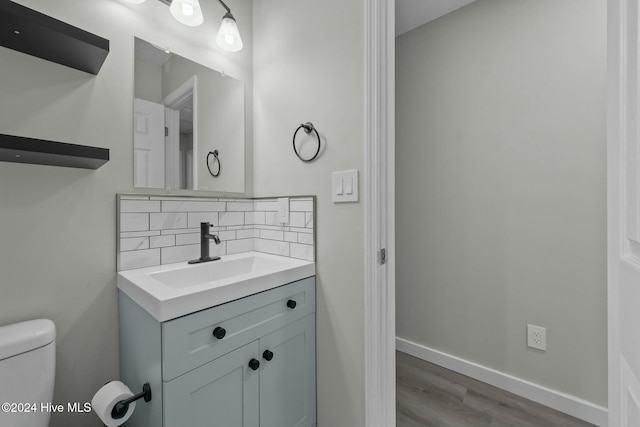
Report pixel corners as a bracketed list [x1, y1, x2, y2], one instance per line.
[0, 319, 56, 427]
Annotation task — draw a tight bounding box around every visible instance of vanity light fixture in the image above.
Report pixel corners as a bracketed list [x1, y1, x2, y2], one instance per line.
[215, 0, 243, 52]
[120, 0, 243, 52]
[169, 0, 204, 26]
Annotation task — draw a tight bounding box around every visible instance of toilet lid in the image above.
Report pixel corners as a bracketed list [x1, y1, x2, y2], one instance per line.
[0, 319, 56, 361]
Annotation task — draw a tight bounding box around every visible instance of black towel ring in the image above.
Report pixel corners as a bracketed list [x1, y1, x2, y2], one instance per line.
[207, 150, 221, 177]
[293, 122, 321, 162]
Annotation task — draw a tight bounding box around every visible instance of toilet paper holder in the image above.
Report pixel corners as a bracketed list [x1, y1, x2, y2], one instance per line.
[111, 383, 152, 420]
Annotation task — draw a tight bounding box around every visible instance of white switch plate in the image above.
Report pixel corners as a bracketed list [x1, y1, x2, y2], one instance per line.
[332, 170, 359, 203]
[277, 197, 289, 223]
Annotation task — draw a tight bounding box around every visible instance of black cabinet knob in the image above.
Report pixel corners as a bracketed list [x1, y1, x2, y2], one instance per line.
[263, 350, 274, 361]
[248, 358, 260, 371]
[212, 327, 226, 340]
[287, 300, 297, 309]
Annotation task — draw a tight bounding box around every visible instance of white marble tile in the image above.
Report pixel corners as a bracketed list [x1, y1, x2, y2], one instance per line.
[260, 229, 284, 241]
[227, 239, 253, 255]
[120, 200, 161, 213]
[120, 249, 160, 270]
[120, 237, 149, 252]
[119, 195, 150, 200]
[120, 230, 160, 238]
[161, 244, 200, 264]
[160, 227, 200, 235]
[176, 233, 200, 245]
[162, 201, 226, 212]
[254, 200, 279, 211]
[219, 212, 245, 226]
[245, 212, 266, 225]
[265, 212, 282, 226]
[290, 200, 313, 212]
[289, 227, 313, 234]
[219, 230, 236, 241]
[305, 212, 314, 228]
[254, 239, 290, 257]
[121, 213, 149, 232]
[227, 202, 254, 212]
[284, 232, 298, 242]
[208, 241, 227, 257]
[150, 213, 187, 230]
[254, 225, 287, 231]
[289, 212, 306, 227]
[290, 243, 314, 261]
[150, 235, 175, 248]
[298, 233, 314, 245]
[187, 212, 219, 228]
[237, 229, 255, 239]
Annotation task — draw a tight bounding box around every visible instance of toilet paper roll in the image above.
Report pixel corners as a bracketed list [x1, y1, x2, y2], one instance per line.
[91, 381, 137, 427]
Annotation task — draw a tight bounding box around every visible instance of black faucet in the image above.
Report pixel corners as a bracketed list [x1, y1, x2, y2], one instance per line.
[188, 222, 222, 264]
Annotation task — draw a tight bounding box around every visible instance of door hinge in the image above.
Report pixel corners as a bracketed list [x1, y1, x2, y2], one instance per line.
[165, 126, 169, 137]
[378, 248, 386, 265]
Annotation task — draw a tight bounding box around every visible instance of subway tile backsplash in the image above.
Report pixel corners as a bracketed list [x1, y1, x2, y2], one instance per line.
[118, 195, 315, 270]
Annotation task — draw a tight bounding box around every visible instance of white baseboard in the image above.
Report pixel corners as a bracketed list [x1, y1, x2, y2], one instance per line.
[396, 337, 608, 427]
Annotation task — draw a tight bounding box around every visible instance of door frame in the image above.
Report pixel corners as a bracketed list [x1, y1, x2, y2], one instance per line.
[367, 1, 623, 426]
[364, 0, 396, 426]
[164, 75, 198, 190]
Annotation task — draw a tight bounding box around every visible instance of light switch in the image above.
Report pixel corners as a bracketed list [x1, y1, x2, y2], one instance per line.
[344, 178, 353, 195]
[332, 170, 359, 203]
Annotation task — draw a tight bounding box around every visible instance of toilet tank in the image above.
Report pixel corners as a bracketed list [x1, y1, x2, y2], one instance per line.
[0, 319, 56, 427]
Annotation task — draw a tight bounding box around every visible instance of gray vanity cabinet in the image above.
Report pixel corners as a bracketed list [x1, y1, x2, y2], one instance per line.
[259, 315, 316, 427]
[119, 276, 316, 427]
[164, 342, 260, 427]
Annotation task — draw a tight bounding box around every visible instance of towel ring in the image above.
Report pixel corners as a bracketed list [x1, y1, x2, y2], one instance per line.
[207, 150, 221, 177]
[293, 122, 321, 162]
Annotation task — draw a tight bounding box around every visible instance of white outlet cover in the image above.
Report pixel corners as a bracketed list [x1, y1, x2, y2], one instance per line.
[527, 324, 546, 351]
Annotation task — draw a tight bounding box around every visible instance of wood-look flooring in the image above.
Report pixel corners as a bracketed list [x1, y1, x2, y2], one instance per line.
[396, 351, 596, 427]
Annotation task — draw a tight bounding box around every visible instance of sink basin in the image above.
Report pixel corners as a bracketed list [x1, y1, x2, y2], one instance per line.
[117, 252, 315, 321]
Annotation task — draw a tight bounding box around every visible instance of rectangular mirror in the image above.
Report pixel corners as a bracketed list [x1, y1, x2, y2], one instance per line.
[134, 37, 245, 193]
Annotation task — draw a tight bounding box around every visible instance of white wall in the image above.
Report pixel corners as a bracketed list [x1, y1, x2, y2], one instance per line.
[252, 0, 366, 425]
[0, 1, 251, 426]
[396, 0, 607, 407]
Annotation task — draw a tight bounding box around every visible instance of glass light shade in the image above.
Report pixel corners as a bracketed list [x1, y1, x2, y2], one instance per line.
[216, 15, 243, 52]
[169, 0, 204, 27]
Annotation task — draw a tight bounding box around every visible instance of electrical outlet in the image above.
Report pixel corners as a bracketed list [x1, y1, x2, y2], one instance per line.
[527, 324, 546, 351]
[277, 197, 289, 223]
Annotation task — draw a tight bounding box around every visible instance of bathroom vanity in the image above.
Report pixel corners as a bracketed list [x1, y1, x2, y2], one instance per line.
[117, 252, 316, 427]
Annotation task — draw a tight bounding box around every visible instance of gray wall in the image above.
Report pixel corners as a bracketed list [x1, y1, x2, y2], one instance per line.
[0, 0, 252, 426]
[396, 0, 607, 406]
[253, 0, 366, 425]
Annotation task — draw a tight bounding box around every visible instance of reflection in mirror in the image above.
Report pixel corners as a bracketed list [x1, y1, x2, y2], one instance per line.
[134, 38, 245, 192]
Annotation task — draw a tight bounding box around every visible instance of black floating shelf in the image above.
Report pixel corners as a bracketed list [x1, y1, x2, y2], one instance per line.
[0, 134, 109, 170]
[0, 1, 109, 75]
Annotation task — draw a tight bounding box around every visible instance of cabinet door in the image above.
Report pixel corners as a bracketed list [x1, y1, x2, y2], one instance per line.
[164, 341, 260, 427]
[259, 314, 316, 427]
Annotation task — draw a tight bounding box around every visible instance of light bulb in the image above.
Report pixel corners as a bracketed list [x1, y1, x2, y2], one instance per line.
[181, 2, 193, 16]
[170, 0, 203, 26]
[216, 14, 243, 52]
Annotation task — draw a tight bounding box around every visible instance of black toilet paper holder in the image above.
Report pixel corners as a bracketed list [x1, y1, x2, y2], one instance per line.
[111, 382, 152, 420]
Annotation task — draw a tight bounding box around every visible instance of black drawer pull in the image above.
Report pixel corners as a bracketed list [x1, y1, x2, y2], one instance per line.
[248, 358, 260, 371]
[212, 327, 226, 340]
[263, 350, 274, 361]
[286, 300, 297, 309]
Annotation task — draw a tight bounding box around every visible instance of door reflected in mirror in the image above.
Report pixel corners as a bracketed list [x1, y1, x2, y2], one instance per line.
[134, 38, 245, 192]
